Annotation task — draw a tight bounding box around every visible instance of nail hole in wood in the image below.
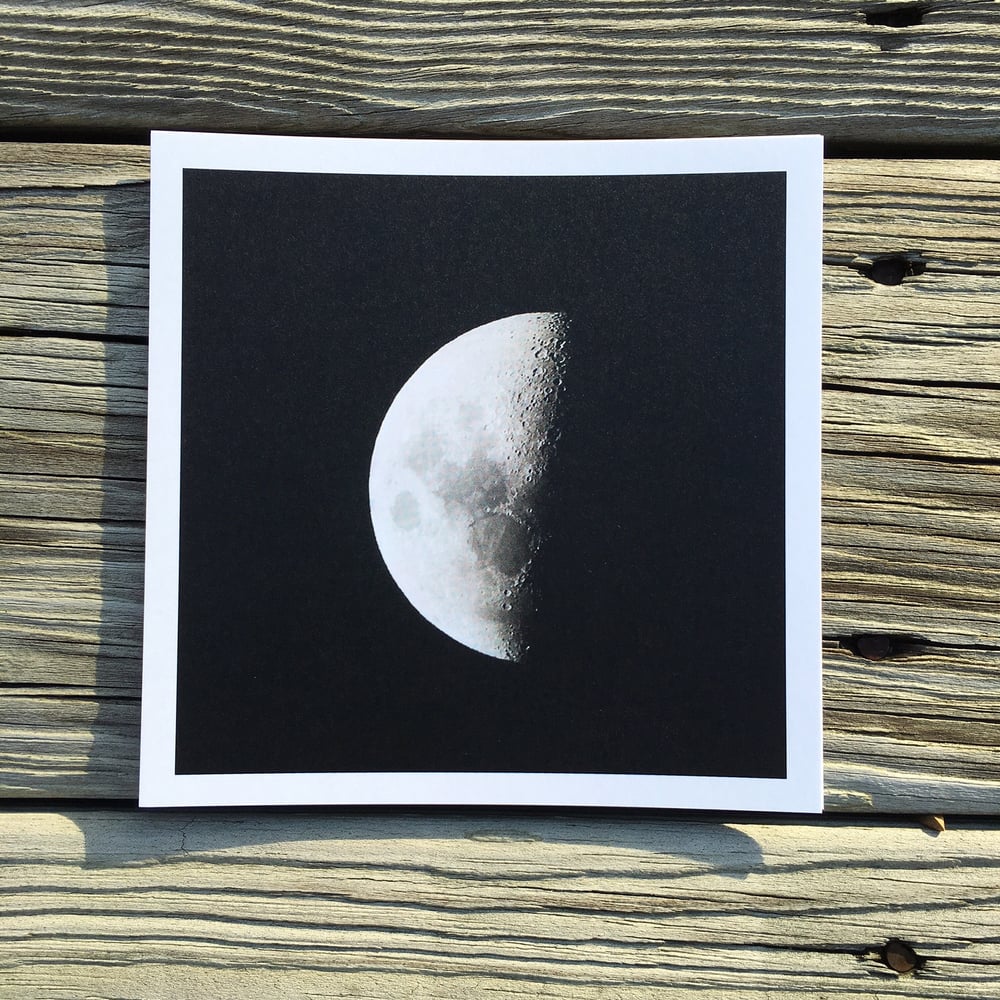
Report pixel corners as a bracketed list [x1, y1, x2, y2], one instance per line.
[864, 4, 930, 27]
[842, 634, 923, 660]
[882, 938, 925, 974]
[852, 253, 927, 285]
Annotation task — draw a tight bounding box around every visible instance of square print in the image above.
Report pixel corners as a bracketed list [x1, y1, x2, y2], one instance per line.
[141, 133, 823, 810]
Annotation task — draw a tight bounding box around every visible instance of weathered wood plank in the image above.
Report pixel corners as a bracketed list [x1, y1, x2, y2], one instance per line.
[0, 335, 146, 385]
[4, 340, 1000, 648]
[0, 471, 144, 520]
[824, 382, 1000, 461]
[5, 649, 1000, 808]
[1, 2, 1000, 148]
[0, 694, 137, 798]
[0, 809, 998, 998]
[0, 144, 149, 338]
[6, 336, 1000, 470]
[822, 450, 1000, 650]
[824, 158, 1000, 267]
[0, 143, 148, 190]
[3, 147, 998, 341]
[4, 481, 1000, 808]
[4, 442, 995, 660]
[2, 147, 1000, 807]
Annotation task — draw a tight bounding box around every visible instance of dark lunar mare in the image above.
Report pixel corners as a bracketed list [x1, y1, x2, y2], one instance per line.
[177, 169, 787, 778]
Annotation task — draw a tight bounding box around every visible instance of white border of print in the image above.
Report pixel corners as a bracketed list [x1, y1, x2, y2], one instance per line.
[141, 132, 823, 811]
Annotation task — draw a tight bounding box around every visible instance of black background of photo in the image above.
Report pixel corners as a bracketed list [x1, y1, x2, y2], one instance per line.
[176, 167, 788, 779]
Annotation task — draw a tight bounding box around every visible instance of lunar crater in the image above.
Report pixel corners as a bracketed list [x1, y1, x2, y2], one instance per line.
[369, 311, 569, 662]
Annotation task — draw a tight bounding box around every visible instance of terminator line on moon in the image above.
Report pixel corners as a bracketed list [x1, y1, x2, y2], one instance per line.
[369, 312, 570, 662]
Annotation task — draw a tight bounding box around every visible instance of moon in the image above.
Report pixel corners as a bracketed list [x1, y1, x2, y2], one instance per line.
[369, 312, 569, 661]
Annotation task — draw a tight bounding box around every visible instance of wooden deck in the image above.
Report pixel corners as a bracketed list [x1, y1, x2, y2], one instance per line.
[1, 1, 999, 995]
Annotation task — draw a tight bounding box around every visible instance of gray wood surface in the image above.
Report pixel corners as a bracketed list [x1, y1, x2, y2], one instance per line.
[1, 809, 998, 998]
[1, 2, 999, 148]
[2, 2, 1000, 985]
[1, 145, 998, 810]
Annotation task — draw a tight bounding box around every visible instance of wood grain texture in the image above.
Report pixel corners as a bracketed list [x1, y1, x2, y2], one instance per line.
[1, 144, 999, 808]
[1, 2, 1000, 148]
[1, 809, 998, 998]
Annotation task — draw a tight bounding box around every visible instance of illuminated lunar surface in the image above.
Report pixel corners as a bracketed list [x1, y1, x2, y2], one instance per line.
[369, 312, 569, 661]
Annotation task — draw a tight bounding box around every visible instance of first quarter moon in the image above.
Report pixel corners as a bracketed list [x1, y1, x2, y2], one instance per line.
[369, 312, 569, 661]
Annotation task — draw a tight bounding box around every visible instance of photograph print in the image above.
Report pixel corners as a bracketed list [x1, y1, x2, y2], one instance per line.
[140, 133, 823, 810]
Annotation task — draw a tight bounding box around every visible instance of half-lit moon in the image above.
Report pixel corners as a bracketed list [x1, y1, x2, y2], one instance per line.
[369, 312, 569, 661]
